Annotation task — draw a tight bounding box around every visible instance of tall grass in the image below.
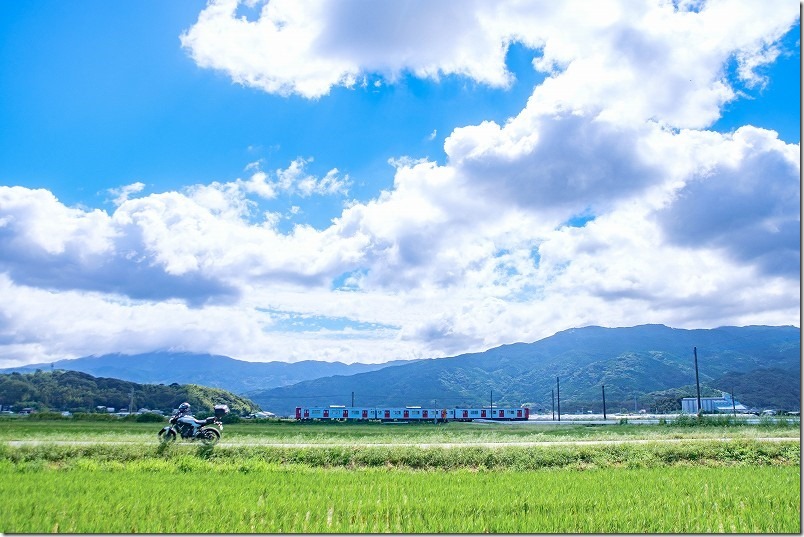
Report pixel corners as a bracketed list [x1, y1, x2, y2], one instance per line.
[1, 438, 799, 470]
[1, 463, 798, 533]
[1, 418, 799, 445]
[2, 423, 799, 533]
[669, 414, 799, 428]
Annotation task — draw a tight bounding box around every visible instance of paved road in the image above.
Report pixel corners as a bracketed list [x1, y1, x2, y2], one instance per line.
[5, 436, 799, 449]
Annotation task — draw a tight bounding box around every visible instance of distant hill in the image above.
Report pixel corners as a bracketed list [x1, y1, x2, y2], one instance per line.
[0, 352, 416, 395]
[0, 369, 260, 415]
[245, 325, 800, 416]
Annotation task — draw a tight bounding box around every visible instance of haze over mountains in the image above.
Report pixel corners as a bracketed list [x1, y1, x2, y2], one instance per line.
[0, 353, 415, 395]
[2, 324, 799, 417]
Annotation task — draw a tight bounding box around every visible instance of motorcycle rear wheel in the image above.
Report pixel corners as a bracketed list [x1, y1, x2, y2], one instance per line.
[199, 427, 220, 445]
[158, 429, 177, 443]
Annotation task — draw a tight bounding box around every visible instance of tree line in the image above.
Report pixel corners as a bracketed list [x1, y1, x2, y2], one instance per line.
[0, 369, 260, 415]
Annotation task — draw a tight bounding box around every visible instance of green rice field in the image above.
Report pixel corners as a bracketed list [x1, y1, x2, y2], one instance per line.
[1, 418, 800, 533]
[1, 414, 799, 444]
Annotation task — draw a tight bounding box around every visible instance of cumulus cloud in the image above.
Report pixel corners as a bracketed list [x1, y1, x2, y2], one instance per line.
[654, 127, 800, 278]
[238, 158, 350, 199]
[180, 0, 512, 98]
[108, 182, 146, 206]
[0, 187, 240, 305]
[445, 114, 664, 215]
[0, 0, 799, 366]
[182, 0, 795, 129]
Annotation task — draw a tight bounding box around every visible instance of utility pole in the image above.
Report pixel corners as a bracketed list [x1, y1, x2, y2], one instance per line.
[556, 377, 561, 422]
[351, 391, 354, 407]
[551, 389, 555, 421]
[693, 346, 702, 415]
[602, 385, 607, 420]
[490, 390, 493, 411]
[732, 387, 736, 416]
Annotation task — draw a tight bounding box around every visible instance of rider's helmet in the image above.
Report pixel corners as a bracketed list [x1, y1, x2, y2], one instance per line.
[178, 402, 190, 414]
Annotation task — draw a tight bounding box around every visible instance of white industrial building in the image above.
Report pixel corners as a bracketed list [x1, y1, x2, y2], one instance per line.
[681, 392, 748, 414]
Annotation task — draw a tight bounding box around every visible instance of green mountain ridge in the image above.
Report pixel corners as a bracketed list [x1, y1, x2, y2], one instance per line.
[245, 324, 800, 415]
[0, 369, 260, 415]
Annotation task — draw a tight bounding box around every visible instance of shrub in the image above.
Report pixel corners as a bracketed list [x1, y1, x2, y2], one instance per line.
[221, 413, 241, 424]
[71, 413, 118, 421]
[25, 412, 68, 421]
[136, 413, 167, 423]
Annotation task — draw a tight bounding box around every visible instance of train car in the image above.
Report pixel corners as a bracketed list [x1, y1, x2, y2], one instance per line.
[491, 408, 529, 420]
[454, 408, 488, 421]
[296, 407, 332, 420]
[295, 406, 377, 420]
[336, 407, 376, 420]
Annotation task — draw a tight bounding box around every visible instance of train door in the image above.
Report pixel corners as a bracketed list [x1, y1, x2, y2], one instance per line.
[295, 407, 301, 420]
[343, 409, 349, 418]
[403, 410, 409, 419]
[481, 409, 487, 418]
[304, 409, 309, 419]
[323, 409, 329, 419]
[362, 409, 368, 419]
[384, 410, 390, 419]
[423, 410, 429, 418]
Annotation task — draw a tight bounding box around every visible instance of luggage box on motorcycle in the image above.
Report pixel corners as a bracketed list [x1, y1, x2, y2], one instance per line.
[214, 404, 230, 418]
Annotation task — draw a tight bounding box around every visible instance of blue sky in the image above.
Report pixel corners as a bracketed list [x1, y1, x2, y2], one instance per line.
[0, 1, 799, 366]
[1, 1, 544, 230]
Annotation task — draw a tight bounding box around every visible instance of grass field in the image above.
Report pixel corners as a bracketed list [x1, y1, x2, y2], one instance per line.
[1, 415, 800, 444]
[1, 419, 800, 533]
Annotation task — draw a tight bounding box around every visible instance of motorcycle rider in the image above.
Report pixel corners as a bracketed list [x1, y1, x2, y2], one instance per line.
[159, 401, 225, 444]
[172, 402, 206, 438]
[176, 402, 191, 417]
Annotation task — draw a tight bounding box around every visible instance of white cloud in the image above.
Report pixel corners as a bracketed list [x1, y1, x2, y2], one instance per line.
[182, 0, 796, 130]
[0, 0, 799, 366]
[180, 0, 512, 98]
[108, 182, 146, 206]
[236, 158, 350, 199]
[654, 126, 800, 277]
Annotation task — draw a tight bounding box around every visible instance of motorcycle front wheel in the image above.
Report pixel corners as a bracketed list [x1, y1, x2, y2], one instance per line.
[158, 429, 177, 443]
[199, 427, 220, 445]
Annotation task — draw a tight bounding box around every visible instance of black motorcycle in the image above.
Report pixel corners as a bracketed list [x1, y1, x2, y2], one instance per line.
[158, 404, 229, 445]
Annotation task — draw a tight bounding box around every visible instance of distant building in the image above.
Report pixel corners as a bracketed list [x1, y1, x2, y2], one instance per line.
[681, 392, 748, 414]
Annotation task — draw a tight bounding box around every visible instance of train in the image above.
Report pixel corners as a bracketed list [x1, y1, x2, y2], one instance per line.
[295, 405, 530, 422]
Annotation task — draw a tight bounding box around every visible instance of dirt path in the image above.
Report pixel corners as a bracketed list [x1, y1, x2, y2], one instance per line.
[5, 436, 798, 448]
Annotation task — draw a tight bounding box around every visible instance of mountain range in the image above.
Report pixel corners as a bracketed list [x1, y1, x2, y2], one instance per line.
[244, 324, 800, 415]
[2, 324, 799, 417]
[0, 353, 414, 394]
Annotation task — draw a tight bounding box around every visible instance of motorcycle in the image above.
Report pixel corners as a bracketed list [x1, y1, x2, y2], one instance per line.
[158, 404, 229, 445]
